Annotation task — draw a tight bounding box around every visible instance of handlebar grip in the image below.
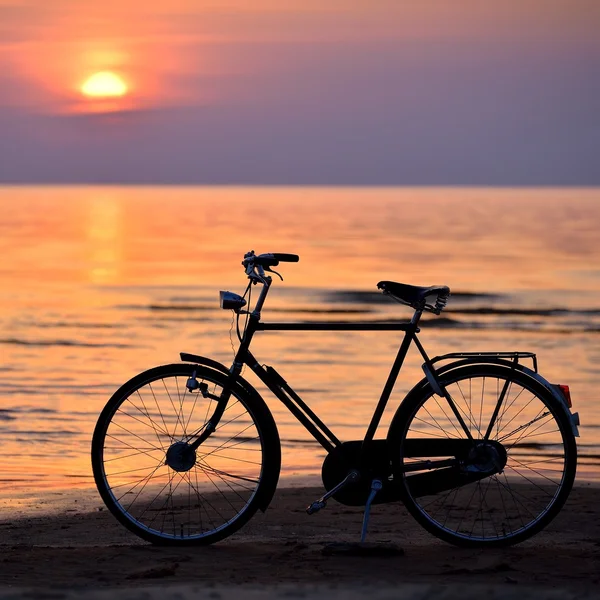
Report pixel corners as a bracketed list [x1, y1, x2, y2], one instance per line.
[254, 253, 300, 267]
[272, 253, 299, 263]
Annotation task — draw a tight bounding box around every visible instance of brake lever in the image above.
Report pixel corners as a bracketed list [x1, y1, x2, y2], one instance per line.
[264, 266, 283, 281]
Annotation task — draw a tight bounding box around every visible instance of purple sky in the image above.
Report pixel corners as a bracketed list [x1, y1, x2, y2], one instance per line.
[1, 0, 599, 185]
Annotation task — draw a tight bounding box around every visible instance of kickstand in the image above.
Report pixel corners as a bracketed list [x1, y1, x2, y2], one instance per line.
[360, 479, 382, 543]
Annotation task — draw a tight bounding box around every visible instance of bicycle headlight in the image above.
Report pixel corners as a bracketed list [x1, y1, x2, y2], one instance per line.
[219, 291, 247, 311]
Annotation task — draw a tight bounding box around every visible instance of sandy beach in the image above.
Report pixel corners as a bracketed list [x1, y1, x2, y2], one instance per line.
[0, 483, 598, 597]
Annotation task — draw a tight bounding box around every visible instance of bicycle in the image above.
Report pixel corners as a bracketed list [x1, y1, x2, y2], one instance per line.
[92, 251, 580, 547]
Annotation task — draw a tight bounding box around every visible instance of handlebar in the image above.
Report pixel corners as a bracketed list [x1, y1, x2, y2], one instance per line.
[263, 253, 299, 264]
[242, 251, 299, 282]
[243, 251, 299, 269]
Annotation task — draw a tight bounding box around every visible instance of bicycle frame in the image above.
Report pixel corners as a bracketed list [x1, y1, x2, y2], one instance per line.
[94, 252, 579, 546]
[248, 320, 420, 454]
[185, 276, 570, 473]
[190, 277, 474, 459]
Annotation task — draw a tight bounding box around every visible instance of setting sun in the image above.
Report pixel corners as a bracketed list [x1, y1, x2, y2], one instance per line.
[81, 71, 128, 98]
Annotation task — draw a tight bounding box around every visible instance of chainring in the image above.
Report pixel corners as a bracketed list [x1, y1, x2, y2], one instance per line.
[321, 440, 398, 506]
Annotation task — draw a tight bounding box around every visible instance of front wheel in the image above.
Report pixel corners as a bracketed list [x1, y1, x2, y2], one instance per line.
[389, 364, 577, 547]
[92, 363, 281, 545]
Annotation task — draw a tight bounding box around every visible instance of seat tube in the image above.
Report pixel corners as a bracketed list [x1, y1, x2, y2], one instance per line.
[363, 319, 419, 445]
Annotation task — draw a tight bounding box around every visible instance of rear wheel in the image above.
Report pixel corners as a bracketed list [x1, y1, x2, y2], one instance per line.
[389, 364, 577, 547]
[92, 363, 280, 545]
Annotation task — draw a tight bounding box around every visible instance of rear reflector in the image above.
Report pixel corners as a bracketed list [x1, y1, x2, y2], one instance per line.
[558, 385, 572, 408]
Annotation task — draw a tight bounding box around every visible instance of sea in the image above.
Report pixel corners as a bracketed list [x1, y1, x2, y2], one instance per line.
[1, 186, 599, 512]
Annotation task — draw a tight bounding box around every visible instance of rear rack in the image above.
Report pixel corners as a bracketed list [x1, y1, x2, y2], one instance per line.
[429, 351, 538, 373]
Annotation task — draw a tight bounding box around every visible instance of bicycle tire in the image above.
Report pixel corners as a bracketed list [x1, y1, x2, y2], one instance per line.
[388, 363, 577, 547]
[92, 363, 281, 545]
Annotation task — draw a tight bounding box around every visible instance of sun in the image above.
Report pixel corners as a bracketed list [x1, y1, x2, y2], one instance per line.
[81, 71, 128, 98]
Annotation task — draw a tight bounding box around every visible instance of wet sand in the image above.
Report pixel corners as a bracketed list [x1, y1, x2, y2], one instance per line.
[0, 483, 598, 596]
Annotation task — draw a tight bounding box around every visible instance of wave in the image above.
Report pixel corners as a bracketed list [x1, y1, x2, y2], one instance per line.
[327, 290, 500, 304]
[0, 405, 58, 415]
[449, 307, 600, 317]
[280, 438, 326, 448]
[114, 303, 216, 312]
[0, 338, 135, 348]
[0, 410, 16, 421]
[35, 322, 121, 329]
[168, 295, 220, 302]
[326, 290, 600, 317]
[146, 305, 373, 316]
[148, 304, 215, 311]
[269, 307, 374, 314]
[419, 319, 600, 333]
[6, 429, 80, 437]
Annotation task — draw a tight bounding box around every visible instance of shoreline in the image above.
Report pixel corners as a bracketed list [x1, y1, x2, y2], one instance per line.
[0, 484, 598, 591]
[0, 473, 325, 520]
[2, 474, 599, 520]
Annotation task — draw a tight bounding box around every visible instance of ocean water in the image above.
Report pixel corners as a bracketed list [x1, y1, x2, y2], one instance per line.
[1, 186, 599, 508]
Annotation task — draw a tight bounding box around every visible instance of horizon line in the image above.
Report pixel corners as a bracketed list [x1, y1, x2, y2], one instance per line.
[1, 182, 599, 190]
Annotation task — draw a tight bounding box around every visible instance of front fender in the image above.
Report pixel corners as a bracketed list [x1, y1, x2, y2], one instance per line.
[180, 352, 261, 402]
[180, 352, 231, 376]
[179, 352, 281, 510]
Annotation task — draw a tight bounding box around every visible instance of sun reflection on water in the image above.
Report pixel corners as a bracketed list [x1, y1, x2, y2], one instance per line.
[87, 194, 122, 285]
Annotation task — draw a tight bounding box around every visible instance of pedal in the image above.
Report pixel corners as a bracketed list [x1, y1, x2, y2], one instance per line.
[360, 479, 383, 543]
[306, 469, 359, 516]
[306, 500, 327, 515]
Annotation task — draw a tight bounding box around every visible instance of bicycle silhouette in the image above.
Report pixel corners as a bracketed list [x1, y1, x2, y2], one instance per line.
[92, 251, 579, 547]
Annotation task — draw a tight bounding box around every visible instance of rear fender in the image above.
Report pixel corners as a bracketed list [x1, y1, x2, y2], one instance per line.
[517, 365, 580, 437]
[424, 358, 580, 437]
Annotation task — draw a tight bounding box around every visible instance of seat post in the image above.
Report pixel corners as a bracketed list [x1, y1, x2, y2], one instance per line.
[411, 308, 423, 327]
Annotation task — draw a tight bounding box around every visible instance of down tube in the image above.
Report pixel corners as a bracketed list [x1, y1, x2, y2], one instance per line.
[245, 353, 340, 453]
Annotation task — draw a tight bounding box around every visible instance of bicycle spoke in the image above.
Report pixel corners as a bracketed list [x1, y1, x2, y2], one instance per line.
[503, 413, 555, 449]
[432, 395, 464, 439]
[108, 421, 165, 454]
[161, 378, 186, 440]
[116, 407, 169, 446]
[148, 382, 173, 443]
[508, 456, 564, 486]
[401, 367, 573, 545]
[197, 462, 260, 487]
[121, 461, 166, 508]
[95, 367, 267, 543]
[131, 392, 170, 442]
[175, 376, 188, 438]
[454, 381, 483, 437]
[105, 433, 163, 460]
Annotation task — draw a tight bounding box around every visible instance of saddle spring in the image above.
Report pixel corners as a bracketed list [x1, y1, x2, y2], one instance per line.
[432, 294, 449, 315]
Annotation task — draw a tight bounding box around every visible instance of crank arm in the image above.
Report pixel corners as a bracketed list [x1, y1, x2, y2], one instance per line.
[307, 470, 360, 514]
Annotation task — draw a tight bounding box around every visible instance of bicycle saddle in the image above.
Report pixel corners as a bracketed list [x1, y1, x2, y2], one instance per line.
[377, 281, 450, 309]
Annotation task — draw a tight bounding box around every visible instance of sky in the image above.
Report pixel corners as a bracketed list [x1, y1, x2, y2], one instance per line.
[0, 0, 599, 185]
